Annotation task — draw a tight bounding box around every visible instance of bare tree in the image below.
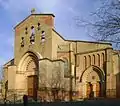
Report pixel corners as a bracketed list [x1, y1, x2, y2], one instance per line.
[0, 66, 6, 101]
[38, 61, 68, 102]
[75, 0, 120, 48]
[48, 64, 67, 101]
[0, 66, 4, 94]
[0, 66, 4, 81]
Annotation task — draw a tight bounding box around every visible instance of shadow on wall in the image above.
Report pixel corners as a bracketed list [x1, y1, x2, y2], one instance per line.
[116, 72, 120, 98]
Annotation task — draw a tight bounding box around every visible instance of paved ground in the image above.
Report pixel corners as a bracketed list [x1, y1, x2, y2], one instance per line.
[1, 99, 120, 106]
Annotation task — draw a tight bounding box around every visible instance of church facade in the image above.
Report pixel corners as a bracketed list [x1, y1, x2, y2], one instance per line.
[2, 12, 120, 101]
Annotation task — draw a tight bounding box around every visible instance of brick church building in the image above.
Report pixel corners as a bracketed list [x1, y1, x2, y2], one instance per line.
[2, 10, 120, 101]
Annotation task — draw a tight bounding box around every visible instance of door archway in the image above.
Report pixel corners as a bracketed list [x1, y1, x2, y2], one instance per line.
[26, 59, 38, 99]
[18, 51, 39, 99]
[80, 65, 105, 98]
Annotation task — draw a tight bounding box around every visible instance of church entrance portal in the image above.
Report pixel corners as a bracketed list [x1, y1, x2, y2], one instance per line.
[80, 66, 105, 98]
[18, 52, 40, 99]
[27, 75, 38, 99]
[86, 82, 101, 98]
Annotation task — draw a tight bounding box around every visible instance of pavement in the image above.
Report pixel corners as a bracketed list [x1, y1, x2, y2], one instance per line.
[0, 98, 120, 106]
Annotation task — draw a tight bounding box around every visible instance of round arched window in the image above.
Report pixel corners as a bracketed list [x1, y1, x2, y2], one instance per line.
[64, 58, 69, 77]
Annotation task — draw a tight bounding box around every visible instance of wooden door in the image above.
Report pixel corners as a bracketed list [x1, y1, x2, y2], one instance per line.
[28, 75, 38, 99]
[28, 76, 34, 97]
[86, 83, 91, 98]
[33, 75, 38, 99]
[96, 82, 100, 97]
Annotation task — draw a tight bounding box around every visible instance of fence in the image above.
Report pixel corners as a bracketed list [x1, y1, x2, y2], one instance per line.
[0, 86, 118, 104]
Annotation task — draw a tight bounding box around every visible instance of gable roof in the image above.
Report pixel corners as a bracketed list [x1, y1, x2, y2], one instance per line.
[3, 59, 14, 67]
[14, 13, 55, 29]
[52, 28, 112, 45]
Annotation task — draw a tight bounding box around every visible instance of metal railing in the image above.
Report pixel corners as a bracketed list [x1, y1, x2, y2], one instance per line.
[0, 88, 118, 104]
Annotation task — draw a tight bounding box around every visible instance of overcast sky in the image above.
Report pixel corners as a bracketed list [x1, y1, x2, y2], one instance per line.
[0, 0, 102, 66]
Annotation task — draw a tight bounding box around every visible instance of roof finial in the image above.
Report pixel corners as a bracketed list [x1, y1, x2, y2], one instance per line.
[31, 8, 36, 14]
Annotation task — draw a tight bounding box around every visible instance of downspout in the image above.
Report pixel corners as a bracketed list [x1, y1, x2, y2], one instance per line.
[117, 52, 120, 97]
[104, 49, 107, 97]
[74, 41, 77, 86]
[118, 52, 120, 78]
[69, 43, 72, 101]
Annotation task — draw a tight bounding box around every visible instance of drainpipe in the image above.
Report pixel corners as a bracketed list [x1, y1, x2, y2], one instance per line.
[69, 43, 73, 101]
[104, 49, 108, 97]
[74, 54, 77, 86]
[4, 80, 8, 106]
[117, 52, 120, 97]
[74, 41, 77, 86]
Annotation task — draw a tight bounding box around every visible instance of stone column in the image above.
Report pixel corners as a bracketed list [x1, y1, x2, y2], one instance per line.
[100, 81, 106, 97]
[77, 83, 83, 99]
[92, 82, 96, 97]
[105, 48, 113, 97]
[83, 82, 89, 98]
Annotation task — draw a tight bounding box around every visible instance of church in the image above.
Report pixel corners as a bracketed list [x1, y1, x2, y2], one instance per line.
[2, 10, 120, 101]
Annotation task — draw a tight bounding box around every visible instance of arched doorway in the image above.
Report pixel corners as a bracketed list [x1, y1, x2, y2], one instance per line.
[80, 66, 105, 98]
[18, 51, 40, 100]
[26, 59, 38, 100]
[86, 81, 101, 98]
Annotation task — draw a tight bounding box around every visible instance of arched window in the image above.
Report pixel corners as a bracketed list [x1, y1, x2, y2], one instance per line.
[102, 53, 105, 62]
[21, 37, 24, 47]
[64, 58, 69, 77]
[38, 23, 41, 30]
[31, 26, 35, 35]
[30, 26, 35, 44]
[93, 55, 95, 65]
[88, 55, 91, 66]
[41, 31, 45, 43]
[84, 56, 87, 69]
[25, 27, 28, 34]
[97, 54, 100, 66]
[101, 53, 105, 67]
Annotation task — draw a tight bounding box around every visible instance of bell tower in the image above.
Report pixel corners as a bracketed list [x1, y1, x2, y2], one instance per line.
[14, 9, 55, 65]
